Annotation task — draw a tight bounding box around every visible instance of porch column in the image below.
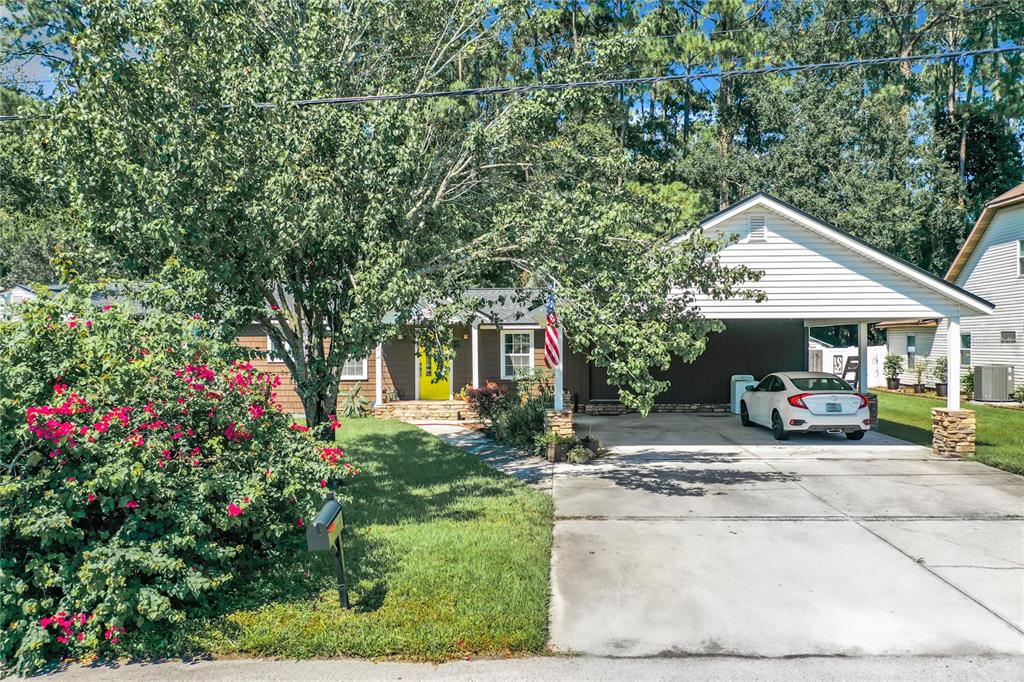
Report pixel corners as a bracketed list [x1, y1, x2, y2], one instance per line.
[857, 322, 868, 392]
[374, 344, 383, 406]
[471, 322, 480, 388]
[553, 326, 564, 410]
[947, 311, 961, 410]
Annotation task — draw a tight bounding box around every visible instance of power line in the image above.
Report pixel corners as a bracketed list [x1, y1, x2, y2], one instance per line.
[0, 45, 1019, 121]
[280, 45, 1023, 107]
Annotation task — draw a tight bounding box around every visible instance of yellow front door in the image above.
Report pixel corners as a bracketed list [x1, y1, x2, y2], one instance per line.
[418, 347, 451, 400]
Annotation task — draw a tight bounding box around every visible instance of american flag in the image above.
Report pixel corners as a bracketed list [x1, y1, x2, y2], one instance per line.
[544, 290, 560, 369]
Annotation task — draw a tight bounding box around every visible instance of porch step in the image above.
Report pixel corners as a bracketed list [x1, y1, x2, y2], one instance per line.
[373, 400, 474, 421]
[583, 401, 731, 415]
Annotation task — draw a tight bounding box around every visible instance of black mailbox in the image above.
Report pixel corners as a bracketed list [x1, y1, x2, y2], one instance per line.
[306, 495, 343, 552]
[305, 492, 350, 609]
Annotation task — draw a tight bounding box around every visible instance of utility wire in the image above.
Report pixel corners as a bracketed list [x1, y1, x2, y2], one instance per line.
[0, 45, 1019, 121]
[279, 45, 1023, 107]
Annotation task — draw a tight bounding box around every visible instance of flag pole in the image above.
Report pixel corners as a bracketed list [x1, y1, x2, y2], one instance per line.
[551, 284, 564, 411]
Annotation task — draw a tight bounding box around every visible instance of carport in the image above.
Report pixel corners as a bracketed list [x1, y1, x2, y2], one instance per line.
[560, 194, 993, 420]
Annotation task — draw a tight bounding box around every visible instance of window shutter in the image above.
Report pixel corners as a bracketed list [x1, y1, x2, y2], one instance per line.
[748, 215, 767, 242]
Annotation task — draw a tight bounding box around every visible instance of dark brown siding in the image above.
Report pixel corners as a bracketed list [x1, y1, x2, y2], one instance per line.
[589, 319, 806, 404]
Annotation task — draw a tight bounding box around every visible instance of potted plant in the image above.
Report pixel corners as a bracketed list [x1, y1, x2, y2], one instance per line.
[883, 354, 903, 390]
[934, 356, 948, 397]
[913, 358, 928, 393]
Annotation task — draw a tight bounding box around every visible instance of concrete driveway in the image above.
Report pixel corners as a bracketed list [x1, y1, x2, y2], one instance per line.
[551, 413, 1024, 657]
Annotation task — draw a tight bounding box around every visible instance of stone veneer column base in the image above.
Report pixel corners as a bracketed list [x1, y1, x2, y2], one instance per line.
[544, 409, 575, 439]
[867, 392, 879, 431]
[931, 408, 976, 458]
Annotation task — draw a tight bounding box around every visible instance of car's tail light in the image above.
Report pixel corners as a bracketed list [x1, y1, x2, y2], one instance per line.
[787, 393, 812, 409]
[856, 393, 869, 408]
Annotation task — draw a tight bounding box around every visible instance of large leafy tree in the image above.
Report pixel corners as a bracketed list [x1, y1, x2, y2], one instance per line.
[32, 0, 754, 424]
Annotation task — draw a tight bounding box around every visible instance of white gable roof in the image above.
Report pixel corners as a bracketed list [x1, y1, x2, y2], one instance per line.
[672, 193, 994, 323]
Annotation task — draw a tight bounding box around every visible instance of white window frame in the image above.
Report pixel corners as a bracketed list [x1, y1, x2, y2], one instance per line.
[266, 333, 289, 363]
[1018, 239, 1024, 278]
[960, 333, 972, 367]
[500, 330, 534, 380]
[906, 334, 916, 368]
[339, 356, 369, 381]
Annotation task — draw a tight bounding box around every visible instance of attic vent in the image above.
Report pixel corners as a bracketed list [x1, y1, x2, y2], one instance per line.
[748, 215, 767, 242]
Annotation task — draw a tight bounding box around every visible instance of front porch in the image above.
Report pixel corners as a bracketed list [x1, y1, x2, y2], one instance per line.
[372, 399, 473, 421]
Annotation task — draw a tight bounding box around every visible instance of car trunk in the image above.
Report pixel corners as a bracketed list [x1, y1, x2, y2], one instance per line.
[802, 393, 862, 416]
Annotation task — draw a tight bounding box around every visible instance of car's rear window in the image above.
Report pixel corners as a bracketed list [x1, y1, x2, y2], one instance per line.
[791, 376, 852, 391]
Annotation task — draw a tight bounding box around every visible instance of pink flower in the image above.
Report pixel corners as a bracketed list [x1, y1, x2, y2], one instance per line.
[102, 304, 112, 312]
[57, 635, 68, 644]
[248, 404, 264, 419]
[125, 500, 139, 509]
[53, 383, 68, 395]
[320, 479, 327, 487]
[68, 320, 77, 329]
[227, 503, 243, 517]
[77, 632, 85, 641]
[192, 313, 202, 320]
[87, 493, 98, 503]
[296, 517, 304, 527]
[85, 320, 93, 328]
[328, 416, 341, 430]
[289, 423, 310, 433]
[66, 476, 76, 483]
[243, 496, 250, 503]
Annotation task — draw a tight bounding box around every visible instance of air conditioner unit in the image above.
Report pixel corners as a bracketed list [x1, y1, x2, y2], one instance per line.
[973, 365, 1014, 402]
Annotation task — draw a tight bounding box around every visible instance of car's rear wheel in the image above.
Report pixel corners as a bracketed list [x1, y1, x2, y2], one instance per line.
[846, 430, 866, 441]
[740, 402, 752, 427]
[771, 410, 789, 441]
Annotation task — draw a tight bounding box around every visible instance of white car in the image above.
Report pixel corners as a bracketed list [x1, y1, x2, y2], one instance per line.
[739, 371, 871, 441]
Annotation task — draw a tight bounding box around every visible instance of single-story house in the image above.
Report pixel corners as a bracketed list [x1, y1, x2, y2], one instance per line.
[878, 183, 1023, 399]
[247, 193, 994, 417]
[2, 193, 995, 417]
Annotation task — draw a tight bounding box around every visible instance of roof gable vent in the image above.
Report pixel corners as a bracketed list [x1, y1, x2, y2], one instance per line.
[747, 215, 767, 242]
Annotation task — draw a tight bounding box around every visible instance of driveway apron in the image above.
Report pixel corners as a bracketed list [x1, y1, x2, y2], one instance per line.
[550, 413, 1024, 657]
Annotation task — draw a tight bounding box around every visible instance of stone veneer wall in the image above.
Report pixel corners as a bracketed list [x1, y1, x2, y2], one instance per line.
[373, 400, 471, 421]
[544, 409, 575, 438]
[931, 408, 976, 458]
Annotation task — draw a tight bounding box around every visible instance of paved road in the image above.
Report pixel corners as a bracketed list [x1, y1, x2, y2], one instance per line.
[40, 655, 1024, 681]
[552, 413, 1024, 657]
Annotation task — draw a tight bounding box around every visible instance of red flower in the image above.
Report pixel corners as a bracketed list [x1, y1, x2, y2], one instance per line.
[87, 493, 98, 503]
[227, 503, 243, 517]
[289, 423, 310, 433]
[66, 476, 76, 483]
[85, 320, 93, 328]
[248, 404, 265, 419]
[53, 383, 68, 395]
[102, 304, 112, 312]
[125, 500, 139, 509]
[296, 517, 304, 527]
[68, 320, 77, 329]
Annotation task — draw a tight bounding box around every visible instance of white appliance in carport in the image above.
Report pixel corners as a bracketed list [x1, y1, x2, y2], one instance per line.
[730, 374, 755, 414]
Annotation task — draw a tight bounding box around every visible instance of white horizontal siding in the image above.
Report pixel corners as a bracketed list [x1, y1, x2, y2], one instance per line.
[953, 204, 1024, 387]
[679, 208, 964, 320]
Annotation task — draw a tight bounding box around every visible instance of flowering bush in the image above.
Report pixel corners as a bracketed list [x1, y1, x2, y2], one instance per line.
[462, 382, 509, 426]
[0, 286, 354, 674]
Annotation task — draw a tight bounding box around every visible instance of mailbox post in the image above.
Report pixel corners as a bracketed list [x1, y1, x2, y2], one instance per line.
[305, 492, 349, 609]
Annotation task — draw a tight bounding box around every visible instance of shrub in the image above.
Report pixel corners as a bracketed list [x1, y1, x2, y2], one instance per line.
[934, 356, 948, 384]
[1014, 385, 1024, 405]
[566, 445, 596, 464]
[464, 382, 510, 425]
[339, 385, 368, 418]
[962, 367, 975, 397]
[0, 286, 353, 675]
[883, 353, 904, 380]
[913, 358, 928, 385]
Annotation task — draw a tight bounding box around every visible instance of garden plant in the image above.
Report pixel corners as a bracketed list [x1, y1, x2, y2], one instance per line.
[0, 286, 353, 675]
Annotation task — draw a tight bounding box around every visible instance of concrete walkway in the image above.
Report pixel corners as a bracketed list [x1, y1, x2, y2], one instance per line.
[552, 413, 1024, 657]
[411, 421, 553, 492]
[41, 654, 1024, 681]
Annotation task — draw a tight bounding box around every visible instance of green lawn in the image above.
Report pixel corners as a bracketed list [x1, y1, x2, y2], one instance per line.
[877, 391, 1024, 475]
[153, 419, 553, 661]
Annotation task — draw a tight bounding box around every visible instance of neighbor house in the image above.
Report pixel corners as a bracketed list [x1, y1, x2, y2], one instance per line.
[2, 193, 994, 416]
[879, 183, 1024, 400]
